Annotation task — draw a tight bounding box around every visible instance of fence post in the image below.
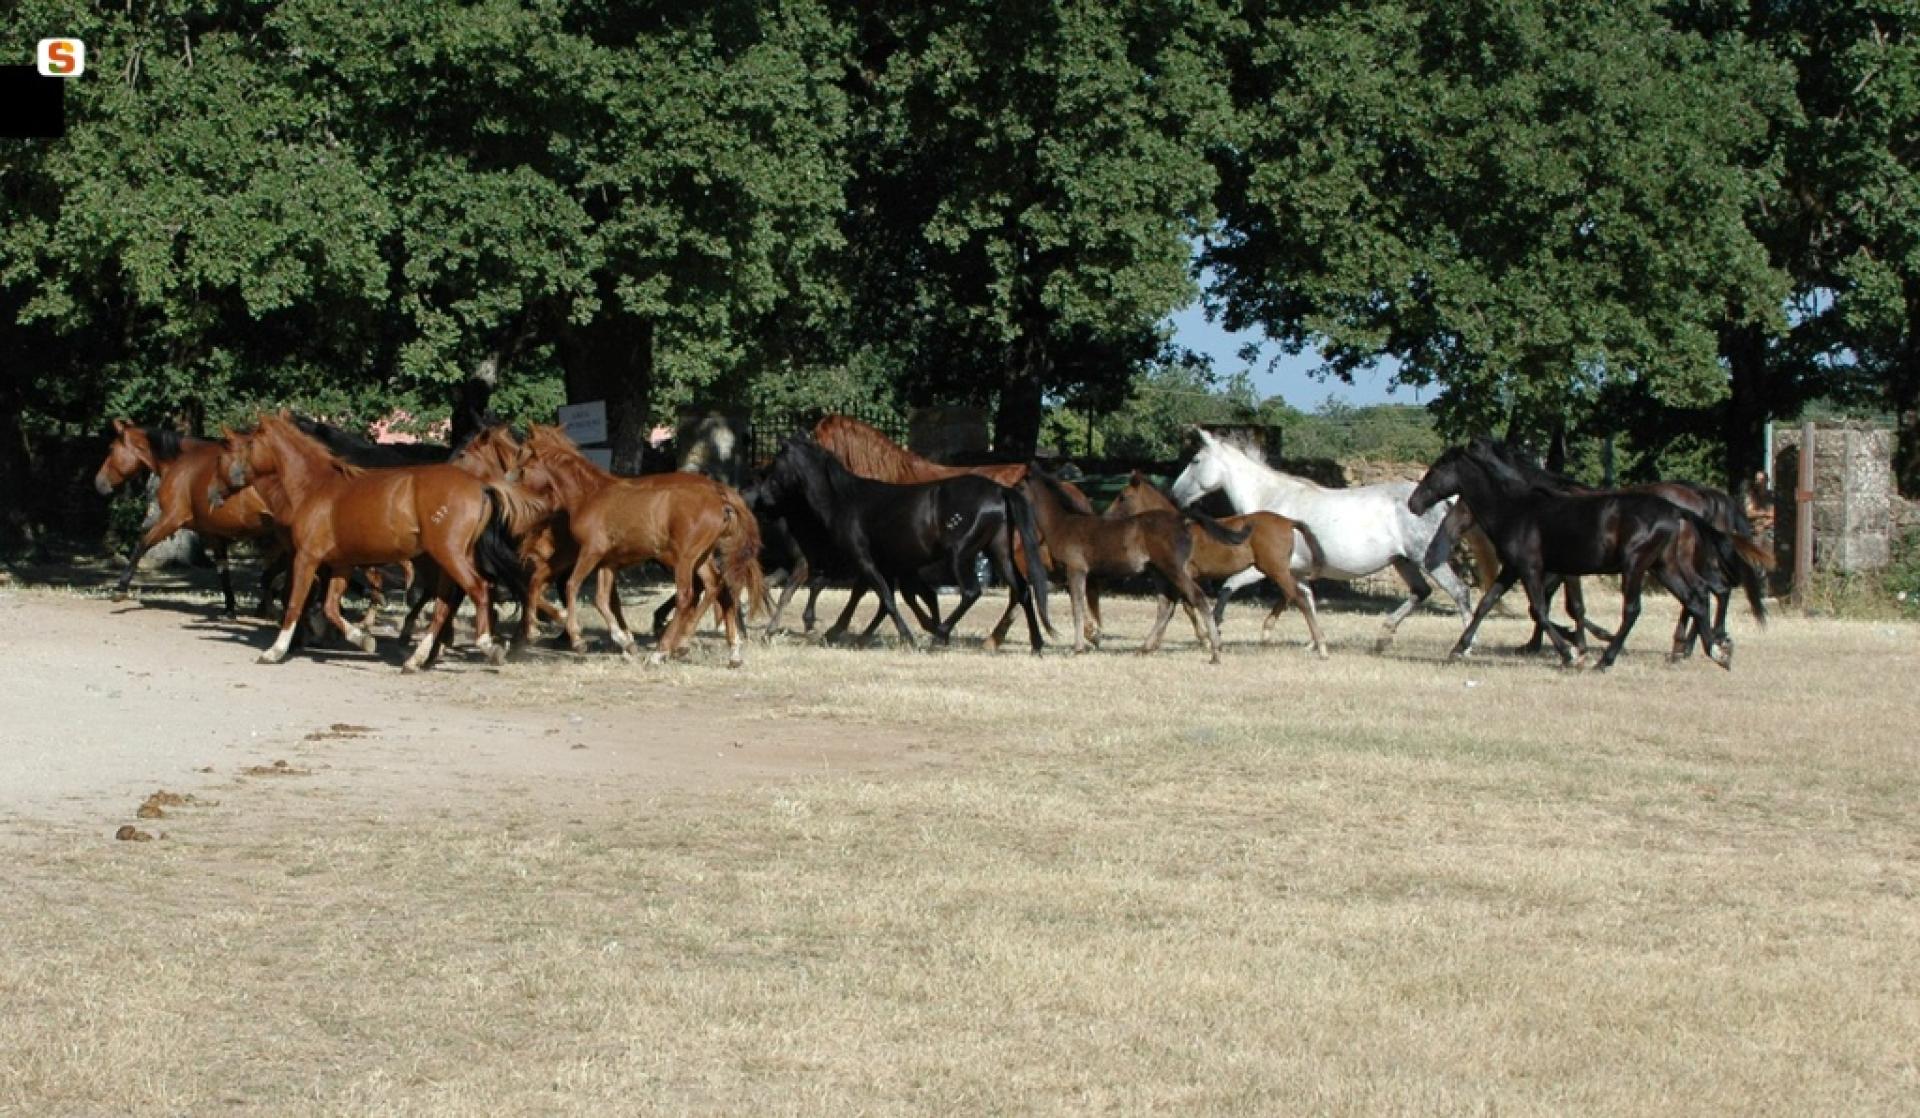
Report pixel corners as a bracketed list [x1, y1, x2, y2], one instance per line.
[1793, 420, 1816, 610]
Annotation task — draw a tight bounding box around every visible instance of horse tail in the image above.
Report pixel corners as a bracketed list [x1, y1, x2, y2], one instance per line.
[1721, 498, 1778, 575]
[1682, 509, 1765, 628]
[1186, 508, 1252, 546]
[1004, 488, 1056, 639]
[477, 488, 533, 606]
[485, 481, 547, 538]
[716, 487, 770, 622]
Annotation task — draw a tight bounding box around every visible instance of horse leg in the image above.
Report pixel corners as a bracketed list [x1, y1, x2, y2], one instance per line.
[823, 586, 866, 645]
[113, 508, 189, 602]
[560, 546, 603, 654]
[714, 571, 745, 668]
[1265, 560, 1328, 659]
[436, 548, 503, 666]
[324, 572, 378, 654]
[404, 572, 460, 673]
[1215, 566, 1264, 632]
[1174, 569, 1223, 663]
[1450, 569, 1518, 659]
[1425, 555, 1475, 626]
[763, 560, 807, 637]
[592, 568, 638, 658]
[260, 552, 321, 665]
[853, 561, 919, 649]
[802, 578, 828, 633]
[212, 540, 238, 617]
[1519, 568, 1583, 669]
[933, 551, 986, 645]
[1084, 582, 1103, 647]
[1378, 557, 1433, 653]
[1592, 560, 1651, 673]
[1067, 569, 1092, 656]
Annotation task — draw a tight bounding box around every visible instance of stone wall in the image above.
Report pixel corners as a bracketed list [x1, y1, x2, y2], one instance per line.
[1772, 422, 1897, 575]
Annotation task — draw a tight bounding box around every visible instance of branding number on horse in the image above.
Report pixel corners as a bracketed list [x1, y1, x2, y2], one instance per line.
[430, 504, 448, 524]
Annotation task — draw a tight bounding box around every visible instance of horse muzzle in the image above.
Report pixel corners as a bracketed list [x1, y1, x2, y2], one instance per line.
[94, 472, 115, 496]
[228, 460, 248, 488]
[1407, 486, 1439, 516]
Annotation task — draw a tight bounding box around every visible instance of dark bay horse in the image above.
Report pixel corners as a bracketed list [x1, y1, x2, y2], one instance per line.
[1409, 441, 1737, 671]
[514, 425, 766, 667]
[998, 468, 1244, 663]
[1424, 445, 1771, 657]
[760, 437, 1051, 651]
[95, 420, 278, 614]
[227, 414, 539, 670]
[1107, 471, 1327, 657]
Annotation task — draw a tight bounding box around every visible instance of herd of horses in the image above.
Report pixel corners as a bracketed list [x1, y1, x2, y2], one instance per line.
[91, 411, 1772, 673]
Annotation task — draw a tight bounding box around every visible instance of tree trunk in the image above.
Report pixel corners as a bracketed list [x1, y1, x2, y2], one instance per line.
[993, 334, 1048, 461]
[559, 293, 654, 476]
[0, 390, 31, 550]
[1721, 323, 1770, 495]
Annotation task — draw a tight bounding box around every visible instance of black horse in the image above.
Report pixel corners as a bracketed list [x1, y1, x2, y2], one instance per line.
[759, 437, 1052, 650]
[1427, 442, 1769, 658]
[1409, 440, 1737, 671]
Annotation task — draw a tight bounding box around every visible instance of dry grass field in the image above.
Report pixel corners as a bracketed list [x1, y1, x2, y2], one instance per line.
[2, 577, 1918, 1116]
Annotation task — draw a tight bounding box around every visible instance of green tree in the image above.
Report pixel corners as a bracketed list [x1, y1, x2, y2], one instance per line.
[839, 0, 1233, 459]
[1207, 0, 1792, 485]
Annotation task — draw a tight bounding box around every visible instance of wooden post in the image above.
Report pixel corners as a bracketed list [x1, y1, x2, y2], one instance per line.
[1793, 421, 1816, 609]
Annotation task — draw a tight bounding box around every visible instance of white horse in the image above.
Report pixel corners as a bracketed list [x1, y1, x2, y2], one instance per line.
[1170, 429, 1488, 651]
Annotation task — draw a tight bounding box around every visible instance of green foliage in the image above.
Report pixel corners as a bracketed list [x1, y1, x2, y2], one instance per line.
[1208, 0, 1791, 444]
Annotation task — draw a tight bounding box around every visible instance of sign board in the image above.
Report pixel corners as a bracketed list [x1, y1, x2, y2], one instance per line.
[582, 446, 614, 471]
[557, 400, 608, 446]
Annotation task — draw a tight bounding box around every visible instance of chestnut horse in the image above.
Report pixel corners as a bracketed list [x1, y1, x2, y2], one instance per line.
[514, 425, 766, 667]
[812, 414, 1028, 487]
[997, 468, 1243, 662]
[95, 420, 279, 614]
[1107, 471, 1327, 657]
[227, 414, 539, 670]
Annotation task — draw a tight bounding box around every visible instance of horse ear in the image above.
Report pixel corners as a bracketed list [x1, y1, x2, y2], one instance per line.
[220, 424, 237, 440]
[111, 417, 130, 434]
[1192, 426, 1217, 446]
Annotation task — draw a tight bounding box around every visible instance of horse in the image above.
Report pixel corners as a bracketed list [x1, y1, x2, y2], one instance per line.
[1424, 442, 1770, 657]
[226, 413, 539, 671]
[512, 425, 766, 667]
[812, 413, 1101, 639]
[812, 414, 1028, 487]
[759, 436, 1051, 651]
[1408, 441, 1738, 671]
[1170, 427, 1494, 652]
[1106, 470, 1327, 657]
[996, 467, 1243, 663]
[94, 420, 281, 615]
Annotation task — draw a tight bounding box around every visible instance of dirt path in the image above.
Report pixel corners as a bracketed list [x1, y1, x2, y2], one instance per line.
[0, 588, 925, 842]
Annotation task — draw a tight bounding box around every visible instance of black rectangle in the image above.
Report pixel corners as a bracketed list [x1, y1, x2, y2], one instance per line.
[1, 65, 66, 139]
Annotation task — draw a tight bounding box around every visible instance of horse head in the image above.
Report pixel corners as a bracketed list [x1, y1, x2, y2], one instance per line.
[1408, 446, 1472, 515]
[1170, 427, 1233, 506]
[95, 418, 151, 495]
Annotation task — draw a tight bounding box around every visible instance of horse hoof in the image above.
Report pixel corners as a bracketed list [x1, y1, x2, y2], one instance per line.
[255, 652, 284, 666]
[400, 659, 422, 674]
[569, 641, 588, 655]
[645, 651, 666, 667]
[354, 633, 378, 655]
[485, 643, 508, 667]
[1315, 648, 1331, 661]
[1373, 638, 1392, 655]
[111, 590, 130, 603]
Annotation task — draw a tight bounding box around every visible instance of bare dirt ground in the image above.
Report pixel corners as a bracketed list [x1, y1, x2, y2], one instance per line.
[0, 586, 929, 842]
[2, 574, 1917, 1116]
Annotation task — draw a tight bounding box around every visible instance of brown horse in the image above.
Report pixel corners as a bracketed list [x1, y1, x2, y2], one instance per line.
[992, 467, 1239, 662]
[226, 414, 540, 670]
[1107, 471, 1327, 657]
[95, 420, 279, 614]
[811, 414, 1028, 487]
[514, 425, 766, 667]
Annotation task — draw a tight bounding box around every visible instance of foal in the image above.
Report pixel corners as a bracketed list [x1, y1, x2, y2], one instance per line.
[1003, 468, 1243, 663]
[1107, 471, 1326, 657]
[514, 425, 765, 667]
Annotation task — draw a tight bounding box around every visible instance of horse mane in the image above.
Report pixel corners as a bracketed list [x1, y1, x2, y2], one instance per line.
[812, 415, 956, 483]
[263, 415, 364, 479]
[138, 426, 193, 462]
[528, 426, 614, 494]
[1207, 431, 1329, 491]
[1026, 468, 1089, 516]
